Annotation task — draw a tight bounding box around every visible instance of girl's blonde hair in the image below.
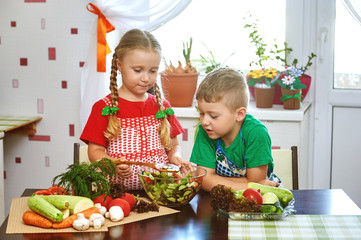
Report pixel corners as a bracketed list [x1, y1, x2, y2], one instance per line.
[196, 68, 249, 111]
[104, 29, 172, 150]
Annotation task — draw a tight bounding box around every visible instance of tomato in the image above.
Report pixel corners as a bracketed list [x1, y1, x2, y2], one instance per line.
[243, 188, 263, 205]
[142, 176, 151, 185]
[120, 193, 136, 210]
[93, 194, 113, 209]
[48, 186, 68, 195]
[108, 198, 131, 217]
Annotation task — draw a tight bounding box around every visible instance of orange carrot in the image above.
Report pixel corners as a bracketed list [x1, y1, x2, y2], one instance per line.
[22, 211, 53, 229]
[52, 207, 100, 229]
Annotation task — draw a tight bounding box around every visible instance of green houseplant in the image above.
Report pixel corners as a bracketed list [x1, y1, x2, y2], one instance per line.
[160, 37, 199, 107]
[243, 13, 280, 108]
[272, 42, 317, 104]
[193, 43, 234, 74]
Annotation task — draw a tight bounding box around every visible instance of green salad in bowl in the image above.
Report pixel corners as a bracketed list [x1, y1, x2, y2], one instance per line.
[137, 165, 207, 207]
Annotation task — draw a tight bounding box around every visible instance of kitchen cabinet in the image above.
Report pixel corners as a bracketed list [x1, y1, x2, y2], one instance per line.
[0, 116, 42, 224]
[173, 101, 311, 190]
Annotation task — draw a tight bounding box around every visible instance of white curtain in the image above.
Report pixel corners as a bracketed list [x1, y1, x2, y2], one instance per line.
[341, 0, 361, 25]
[80, 0, 192, 130]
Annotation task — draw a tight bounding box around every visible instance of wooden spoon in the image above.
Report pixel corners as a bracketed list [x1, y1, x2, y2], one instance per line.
[113, 159, 179, 172]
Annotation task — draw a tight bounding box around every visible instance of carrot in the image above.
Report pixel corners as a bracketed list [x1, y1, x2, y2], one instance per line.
[22, 211, 53, 229]
[52, 206, 100, 229]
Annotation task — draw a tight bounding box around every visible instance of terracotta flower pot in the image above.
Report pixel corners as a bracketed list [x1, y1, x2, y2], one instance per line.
[248, 74, 311, 105]
[160, 72, 199, 107]
[281, 88, 302, 110]
[254, 86, 275, 108]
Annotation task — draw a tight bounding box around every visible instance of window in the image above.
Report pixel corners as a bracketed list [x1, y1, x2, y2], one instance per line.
[334, 0, 361, 89]
[153, 0, 286, 75]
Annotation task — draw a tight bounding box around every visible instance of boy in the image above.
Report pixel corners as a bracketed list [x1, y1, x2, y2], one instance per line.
[190, 68, 280, 191]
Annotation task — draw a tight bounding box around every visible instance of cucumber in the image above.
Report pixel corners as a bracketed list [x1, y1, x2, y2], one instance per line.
[28, 195, 64, 222]
[37, 195, 69, 210]
[248, 182, 294, 205]
[261, 204, 277, 213]
[35, 195, 94, 215]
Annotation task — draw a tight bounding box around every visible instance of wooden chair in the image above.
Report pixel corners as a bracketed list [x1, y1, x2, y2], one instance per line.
[271, 146, 299, 190]
[73, 143, 90, 164]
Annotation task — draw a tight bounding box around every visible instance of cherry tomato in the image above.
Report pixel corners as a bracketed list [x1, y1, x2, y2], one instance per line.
[243, 188, 263, 205]
[48, 186, 68, 195]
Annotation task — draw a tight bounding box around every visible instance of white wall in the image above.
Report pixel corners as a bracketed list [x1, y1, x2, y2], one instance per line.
[0, 0, 94, 217]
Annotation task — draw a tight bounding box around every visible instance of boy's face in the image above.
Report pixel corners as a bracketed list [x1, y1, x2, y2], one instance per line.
[197, 99, 245, 146]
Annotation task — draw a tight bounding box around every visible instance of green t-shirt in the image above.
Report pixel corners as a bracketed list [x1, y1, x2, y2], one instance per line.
[190, 113, 274, 173]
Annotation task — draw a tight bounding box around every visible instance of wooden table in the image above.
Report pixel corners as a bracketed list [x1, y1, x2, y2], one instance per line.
[1, 188, 360, 240]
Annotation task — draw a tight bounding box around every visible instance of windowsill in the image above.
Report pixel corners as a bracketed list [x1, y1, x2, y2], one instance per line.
[173, 101, 311, 121]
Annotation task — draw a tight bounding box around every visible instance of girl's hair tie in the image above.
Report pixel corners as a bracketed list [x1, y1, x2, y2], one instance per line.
[101, 106, 119, 116]
[155, 108, 174, 119]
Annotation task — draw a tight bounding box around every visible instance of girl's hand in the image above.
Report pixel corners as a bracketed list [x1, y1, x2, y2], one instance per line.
[116, 164, 132, 178]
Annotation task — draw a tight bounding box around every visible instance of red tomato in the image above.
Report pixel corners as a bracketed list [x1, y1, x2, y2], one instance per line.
[48, 186, 67, 195]
[243, 188, 263, 205]
[93, 194, 113, 209]
[108, 198, 131, 217]
[120, 193, 136, 210]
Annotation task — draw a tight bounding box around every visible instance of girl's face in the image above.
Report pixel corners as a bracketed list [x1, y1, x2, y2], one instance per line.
[197, 100, 245, 147]
[117, 49, 161, 100]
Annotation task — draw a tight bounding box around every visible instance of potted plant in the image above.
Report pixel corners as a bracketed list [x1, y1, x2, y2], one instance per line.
[272, 42, 316, 104]
[246, 68, 279, 108]
[193, 42, 235, 74]
[276, 67, 307, 109]
[160, 38, 198, 107]
[243, 13, 280, 107]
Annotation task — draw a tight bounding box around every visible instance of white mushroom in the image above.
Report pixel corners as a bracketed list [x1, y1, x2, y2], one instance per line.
[105, 206, 124, 222]
[89, 213, 105, 229]
[94, 203, 107, 216]
[72, 213, 90, 231]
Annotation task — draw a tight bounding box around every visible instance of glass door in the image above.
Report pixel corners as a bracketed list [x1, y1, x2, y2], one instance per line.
[314, 0, 361, 207]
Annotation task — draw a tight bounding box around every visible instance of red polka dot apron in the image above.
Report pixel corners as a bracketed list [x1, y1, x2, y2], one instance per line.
[106, 115, 169, 189]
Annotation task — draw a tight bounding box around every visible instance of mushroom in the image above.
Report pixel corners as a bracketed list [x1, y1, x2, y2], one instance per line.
[105, 206, 124, 222]
[94, 203, 107, 216]
[89, 213, 105, 229]
[72, 213, 90, 231]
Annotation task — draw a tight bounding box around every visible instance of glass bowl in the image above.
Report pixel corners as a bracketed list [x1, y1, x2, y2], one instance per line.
[137, 165, 207, 207]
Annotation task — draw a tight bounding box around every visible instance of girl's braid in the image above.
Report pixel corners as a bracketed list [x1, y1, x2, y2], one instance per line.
[104, 54, 121, 140]
[153, 82, 171, 150]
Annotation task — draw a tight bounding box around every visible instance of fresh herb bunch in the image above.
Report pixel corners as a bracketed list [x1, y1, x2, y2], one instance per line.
[52, 158, 117, 199]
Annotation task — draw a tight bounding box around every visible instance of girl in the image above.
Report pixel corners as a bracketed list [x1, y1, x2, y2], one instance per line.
[81, 29, 191, 189]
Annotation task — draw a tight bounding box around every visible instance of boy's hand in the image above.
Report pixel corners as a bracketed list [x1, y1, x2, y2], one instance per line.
[259, 179, 280, 187]
[169, 156, 194, 174]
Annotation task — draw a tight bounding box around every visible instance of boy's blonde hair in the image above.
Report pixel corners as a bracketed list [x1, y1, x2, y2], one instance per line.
[105, 29, 172, 149]
[196, 68, 249, 111]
